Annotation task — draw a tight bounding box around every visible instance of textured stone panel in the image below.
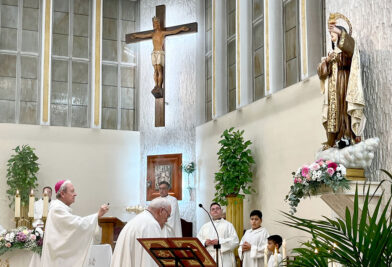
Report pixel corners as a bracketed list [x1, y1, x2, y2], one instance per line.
[20, 78, 38, 101]
[22, 30, 39, 53]
[1, 5, 18, 28]
[101, 107, 117, 129]
[0, 77, 16, 100]
[52, 60, 68, 82]
[72, 61, 89, 83]
[103, 0, 118, 19]
[102, 39, 118, 61]
[253, 21, 263, 50]
[285, 27, 297, 61]
[0, 28, 17, 51]
[121, 87, 134, 109]
[73, 36, 89, 58]
[102, 65, 118, 86]
[121, 0, 136, 21]
[254, 47, 264, 77]
[227, 10, 235, 38]
[121, 67, 134, 87]
[121, 20, 135, 42]
[228, 88, 236, 112]
[53, 33, 69, 56]
[50, 104, 68, 126]
[74, 0, 89, 15]
[285, 0, 297, 30]
[102, 85, 118, 108]
[73, 14, 89, 37]
[253, 0, 263, 19]
[21, 56, 38, 79]
[0, 54, 16, 77]
[254, 74, 264, 100]
[24, 0, 39, 8]
[326, 0, 392, 180]
[53, 0, 69, 12]
[0, 100, 15, 123]
[72, 83, 88, 105]
[71, 105, 88, 127]
[286, 58, 298, 87]
[53, 12, 69, 35]
[120, 108, 134, 130]
[51, 81, 68, 105]
[22, 7, 39, 31]
[19, 101, 37, 124]
[103, 18, 117, 40]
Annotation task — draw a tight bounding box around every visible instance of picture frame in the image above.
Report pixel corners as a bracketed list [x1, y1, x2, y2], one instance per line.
[147, 153, 182, 200]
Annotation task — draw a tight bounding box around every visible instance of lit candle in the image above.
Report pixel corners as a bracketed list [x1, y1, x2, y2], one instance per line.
[274, 247, 278, 267]
[43, 192, 49, 218]
[264, 246, 268, 266]
[28, 189, 35, 218]
[15, 190, 21, 218]
[282, 239, 287, 266]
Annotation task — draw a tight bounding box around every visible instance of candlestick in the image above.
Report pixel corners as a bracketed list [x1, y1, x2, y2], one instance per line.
[28, 189, 35, 218]
[43, 193, 49, 218]
[282, 239, 287, 266]
[264, 246, 268, 266]
[15, 190, 21, 218]
[274, 247, 278, 267]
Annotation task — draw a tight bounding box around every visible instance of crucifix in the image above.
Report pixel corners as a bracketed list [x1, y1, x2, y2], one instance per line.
[126, 5, 198, 127]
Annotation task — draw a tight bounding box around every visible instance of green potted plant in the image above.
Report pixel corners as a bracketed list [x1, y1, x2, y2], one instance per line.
[213, 127, 255, 205]
[6, 145, 40, 207]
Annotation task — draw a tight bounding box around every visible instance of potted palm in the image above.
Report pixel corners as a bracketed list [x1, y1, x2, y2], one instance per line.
[213, 127, 255, 240]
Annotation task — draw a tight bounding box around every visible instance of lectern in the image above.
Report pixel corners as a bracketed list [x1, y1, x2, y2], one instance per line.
[98, 217, 125, 250]
[138, 237, 216, 267]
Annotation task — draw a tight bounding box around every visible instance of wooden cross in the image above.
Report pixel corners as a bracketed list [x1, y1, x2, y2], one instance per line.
[126, 5, 198, 127]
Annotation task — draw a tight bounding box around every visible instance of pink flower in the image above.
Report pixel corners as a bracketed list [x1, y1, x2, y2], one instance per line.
[301, 167, 310, 177]
[311, 163, 320, 170]
[306, 175, 311, 181]
[5, 242, 11, 248]
[327, 168, 335, 176]
[298, 178, 302, 183]
[30, 234, 36, 240]
[326, 160, 332, 164]
[327, 162, 338, 171]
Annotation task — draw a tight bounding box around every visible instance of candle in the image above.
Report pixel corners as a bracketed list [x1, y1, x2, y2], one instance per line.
[43, 192, 49, 218]
[282, 239, 287, 266]
[15, 190, 21, 218]
[28, 189, 35, 218]
[264, 246, 268, 266]
[274, 247, 278, 267]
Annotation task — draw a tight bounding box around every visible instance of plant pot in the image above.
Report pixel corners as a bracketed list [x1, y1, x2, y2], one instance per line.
[225, 196, 243, 240]
[308, 184, 344, 197]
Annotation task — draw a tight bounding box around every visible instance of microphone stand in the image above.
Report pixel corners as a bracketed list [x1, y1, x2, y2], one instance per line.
[199, 204, 221, 267]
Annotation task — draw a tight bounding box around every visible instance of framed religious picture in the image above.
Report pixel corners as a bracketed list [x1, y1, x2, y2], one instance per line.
[147, 153, 182, 201]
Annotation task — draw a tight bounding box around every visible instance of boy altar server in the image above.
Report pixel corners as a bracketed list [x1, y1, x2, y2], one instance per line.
[238, 210, 269, 266]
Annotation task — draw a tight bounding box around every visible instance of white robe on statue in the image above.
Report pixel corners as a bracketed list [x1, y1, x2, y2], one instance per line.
[197, 218, 239, 267]
[161, 195, 182, 237]
[111, 210, 165, 267]
[41, 199, 98, 267]
[238, 227, 269, 267]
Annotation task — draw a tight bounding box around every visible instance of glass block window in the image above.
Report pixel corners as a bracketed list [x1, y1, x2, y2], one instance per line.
[51, 0, 91, 127]
[253, 0, 264, 100]
[205, 0, 212, 122]
[101, 0, 137, 130]
[283, 0, 300, 87]
[0, 0, 41, 124]
[226, 0, 236, 112]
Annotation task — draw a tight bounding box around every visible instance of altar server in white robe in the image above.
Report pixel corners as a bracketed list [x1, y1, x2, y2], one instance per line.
[197, 202, 239, 267]
[41, 180, 109, 267]
[33, 186, 52, 228]
[238, 210, 269, 266]
[158, 181, 182, 237]
[111, 197, 172, 267]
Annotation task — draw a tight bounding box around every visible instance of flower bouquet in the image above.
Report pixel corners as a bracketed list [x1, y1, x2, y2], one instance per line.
[285, 159, 350, 214]
[0, 227, 44, 256]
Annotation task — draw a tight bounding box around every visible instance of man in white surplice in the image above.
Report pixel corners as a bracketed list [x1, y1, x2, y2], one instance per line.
[197, 202, 239, 267]
[33, 186, 52, 228]
[238, 210, 269, 267]
[41, 180, 109, 267]
[158, 181, 182, 237]
[111, 197, 172, 267]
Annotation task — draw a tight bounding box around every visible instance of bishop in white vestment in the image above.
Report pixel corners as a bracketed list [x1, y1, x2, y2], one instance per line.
[158, 181, 182, 237]
[238, 210, 269, 267]
[111, 197, 172, 267]
[41, 180, 109, 267]
[197, 203, 239, 267]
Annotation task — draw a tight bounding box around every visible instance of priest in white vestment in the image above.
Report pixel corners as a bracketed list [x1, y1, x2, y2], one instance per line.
[111, 197, 172, 267]
[197, 202, 239, 267]
[41, 180, 109, 267]
[158, 181, 182, 237]
[33, 186, 52, 228]
[238, 210, 269, 267]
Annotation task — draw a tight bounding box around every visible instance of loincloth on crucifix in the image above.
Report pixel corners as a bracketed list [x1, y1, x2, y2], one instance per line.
[151, 50, 165, 66]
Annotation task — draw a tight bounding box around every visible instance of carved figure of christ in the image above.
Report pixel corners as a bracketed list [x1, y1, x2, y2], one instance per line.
[126, 5, 197, 127]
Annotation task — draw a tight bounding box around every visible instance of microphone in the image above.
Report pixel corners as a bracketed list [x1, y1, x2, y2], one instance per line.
[199, 203, 221, 265]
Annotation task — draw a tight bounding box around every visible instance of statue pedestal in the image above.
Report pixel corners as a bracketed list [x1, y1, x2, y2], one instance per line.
[346, 168, 366, 181]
